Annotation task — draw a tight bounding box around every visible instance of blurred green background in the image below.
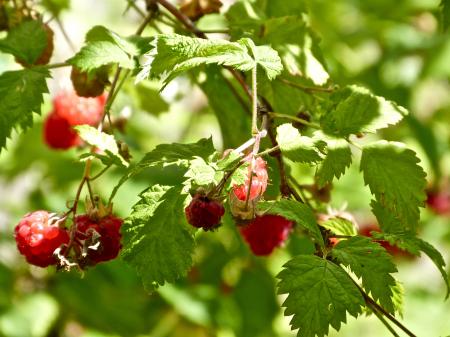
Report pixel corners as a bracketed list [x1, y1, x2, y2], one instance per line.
[0, 0, 449, 336]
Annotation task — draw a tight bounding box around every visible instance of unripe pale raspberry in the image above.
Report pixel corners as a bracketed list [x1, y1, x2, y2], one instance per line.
[233, 157, 268, 201]
[14, 211, 69, 267]
[240, 214, 293, 256]
[75, 214, 123, 264]
[185, 194, 225, 230]
[71, 67, 108, 98]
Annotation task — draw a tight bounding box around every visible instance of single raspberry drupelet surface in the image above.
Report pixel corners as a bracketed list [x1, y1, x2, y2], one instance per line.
[75, 214, 123, 264]
[14, 211, 69, 267]
[185, 194, 225, 230]
[233, 157, 268, 201]
[240, 214, 293, 256]
[43, 112, 81, 149]
[53, 90, 107, 126]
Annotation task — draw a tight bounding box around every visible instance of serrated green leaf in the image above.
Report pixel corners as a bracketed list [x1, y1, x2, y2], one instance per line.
[122, 185, 194, 290]
[226, 7, 329, 85]
[370, 200, 405, 234]
[332, 236, 398, 313]
[216, 150, 242, 171]
[0, 68, 49, 152]
[138, 34, 282, 87]
[110, 138, 215, 200]
[321, 85, 408, 137]
[277, 255, 364, 337]
[184, 157, 218, 186]
[360, 141, 426, 231]
[68, 26, 151, 71]
[41, 0, 70, 15]
[0, 20, 49, 65]
[316, 138, 352, 188]
[129, 81, 169, 116]
[199, 67, 250, 148]
[74, 125, 128, 167]
[320, 217, 357, 236]
[258, 199, 324, 247]
[276, 123, 325, 163]
[371, 232, 449, 298]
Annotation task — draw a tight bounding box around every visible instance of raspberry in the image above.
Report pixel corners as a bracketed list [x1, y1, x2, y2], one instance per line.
[75, 214, 123, 264]
[240, 214, 293, 256]
[185, 194, 225, 230]
[426, 190, 450, 216]
[359, 224, 411, 258]
[233, 157, 268, 201]
[14, 211, 69, 267]
[53, 90, 107, 126]
[70, 67, 109, 98]
[43, 112, 81, 149]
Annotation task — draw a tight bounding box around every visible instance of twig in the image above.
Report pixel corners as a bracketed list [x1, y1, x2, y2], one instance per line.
[55, 16, 76, 52]
[371, 307, 401, 337]
[278, 78, 334, 93]
[269, 112, 320, 129]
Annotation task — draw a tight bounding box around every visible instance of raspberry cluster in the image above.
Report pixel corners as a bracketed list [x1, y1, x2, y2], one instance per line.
[14, 210, 123, 268]
[240, 214, 293, 255]
[185, 194, 225, 231]
[44, 90, 106, 150]
[14, 211, 69, 267]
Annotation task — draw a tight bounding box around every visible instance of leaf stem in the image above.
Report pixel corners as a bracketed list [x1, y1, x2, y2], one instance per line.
[251, 66, 258, 135]
[269, 112, 320, 129]
[257, 145, 280, 157]
[278, 78, 335, 93]
[350, 277, 417, 337]
[90, 164, 112, 181]
[44, 62, 70, 69]
[371, 307, 401, 337]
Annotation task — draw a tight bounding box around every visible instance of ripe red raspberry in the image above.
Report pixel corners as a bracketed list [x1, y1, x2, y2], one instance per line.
[75, 214, 123, 264]
[240, 214, 293, 256]
[233, 157, 268, 201]
[360, 224, 412, 258]
[185, 194, 225, 230]
[14, 211, 69, 267]
[70, 67, 108, 98]
[43, 112, 82, 149]
[53, 90, 107, 126]
[426, 190, 450, 216]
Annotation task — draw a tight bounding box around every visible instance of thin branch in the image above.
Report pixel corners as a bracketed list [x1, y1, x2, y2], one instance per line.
[278, 78, 334, 93]
[371, 307, 401, 337]
[269, 112, 320, 129]
[251, 67, 258, 135]
[55, 16, 76, 52]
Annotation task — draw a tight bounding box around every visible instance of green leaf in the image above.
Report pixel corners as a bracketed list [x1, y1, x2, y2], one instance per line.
[442, 0, 450, 31]
[0, 68, 49, 152]
[184, 157, 219, 186]
[198, 67, 250, 148]
[258, 199, 324, 247]
[332, 236, 398, 313]
[371, 232, 450, 298]
[276, 123, 325, 163]
[277, 255, 364, 337]
[320, 217, 357, 236]
[110, 137, 215, 200]
[68, 26, 151, 71]
[122, 185, 195, 291]
[321, 85, 408, 137]
[138, 34, 282, 86]
[0, 20, 49, 65]
[74, 125, 128, 167]
[315, 137, 352, 188]
[370, 200, 405, 234]
[128, 81, 169, 116]
[360, 141, 426, 231]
